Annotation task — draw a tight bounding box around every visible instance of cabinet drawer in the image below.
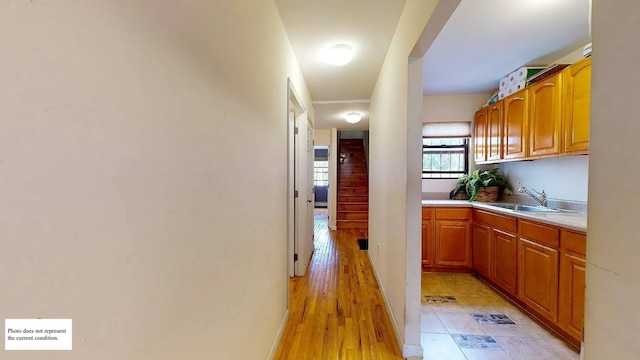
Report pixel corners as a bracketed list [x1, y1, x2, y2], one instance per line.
[473, 209, 517, 233]
[519, 220, 559, 248]
[436, 208, 470, 220]
[562, 230, 586, 256]
[422, 207, 433, 220]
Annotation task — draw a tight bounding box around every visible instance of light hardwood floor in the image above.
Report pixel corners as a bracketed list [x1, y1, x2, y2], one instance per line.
[273, 209, 403, 360]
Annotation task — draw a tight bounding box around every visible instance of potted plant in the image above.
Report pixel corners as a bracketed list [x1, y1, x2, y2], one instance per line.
[457, 168, 509, 202]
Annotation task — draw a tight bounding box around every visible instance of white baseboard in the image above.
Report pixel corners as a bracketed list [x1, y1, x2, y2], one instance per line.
[366, 251, 404, 355]
[403, 343, 424, 358]
[266, 309, 289, 360]
[367, 251, 424, 359]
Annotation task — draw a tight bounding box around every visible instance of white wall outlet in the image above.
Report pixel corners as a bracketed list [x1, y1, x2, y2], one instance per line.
[377, 242, 380, 257]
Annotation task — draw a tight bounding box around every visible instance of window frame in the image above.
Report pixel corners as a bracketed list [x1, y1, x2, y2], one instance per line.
[313, 158, 329, 186]
[422, 137, 470, 179]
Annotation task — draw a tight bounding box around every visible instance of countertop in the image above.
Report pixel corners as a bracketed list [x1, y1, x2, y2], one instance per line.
[422, 200, 587, 232]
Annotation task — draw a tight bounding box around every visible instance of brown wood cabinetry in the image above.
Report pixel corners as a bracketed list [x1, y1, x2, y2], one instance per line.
[518, 220, 560, 322]
[529, 73, 563, 157]
[473, 58, 591, 164]
[421, 208, 433, 269]
[563, 57, 591, 154]
[472, 223, 491, 277]
[559, 230, 586, 342]
[434, 208, 471, 267]
[470, 208, 584, 347]
[503, 91, 529, 159]
[474, 108, 487, 163]
[472, 209, 518, 295]
[492, 228, 518, 295]
[422, 207, 472, 272]
[487, 102, 503, 161]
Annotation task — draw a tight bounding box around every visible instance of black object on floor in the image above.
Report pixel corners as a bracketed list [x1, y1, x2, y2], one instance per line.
[358, 238, 368, 250]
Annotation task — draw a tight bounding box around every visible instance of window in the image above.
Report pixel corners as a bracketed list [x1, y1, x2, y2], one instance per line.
[314, 160, 329, 186]
[422, 137, 469, 179]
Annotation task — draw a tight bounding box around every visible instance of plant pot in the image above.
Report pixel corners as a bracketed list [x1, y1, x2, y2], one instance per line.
[475, 186, 500, 202]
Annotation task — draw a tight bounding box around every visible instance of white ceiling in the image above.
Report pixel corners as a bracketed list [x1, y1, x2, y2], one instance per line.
[276, 0, 591, 129]
[423, 0, 591, 94]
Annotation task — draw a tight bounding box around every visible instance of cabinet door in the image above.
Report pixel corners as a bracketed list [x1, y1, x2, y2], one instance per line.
[559, 251, 586, 342]
[492, 229, 518, 295]
[472, 223, 491, 277]
[529, 73, 562, 157]
[435, 220, 471, 267]
[422, 220, 432, 268]
[518, 238, 559, 322]
[487, 102, 503, 161]
[474, 108, 487, 163]
[503, 92, 528, 159]
[563, 57, 591, 154]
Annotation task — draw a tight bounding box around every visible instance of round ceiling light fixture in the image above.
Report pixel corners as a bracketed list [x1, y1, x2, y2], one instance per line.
[345, 112, 362, 124]
[325, 44, 354, 66]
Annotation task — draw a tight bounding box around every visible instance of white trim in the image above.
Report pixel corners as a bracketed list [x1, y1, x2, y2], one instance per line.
[312, 99, 370, 105]
[403, 344, 424, 358]
[266, 310, 289, 360]
[366, 251, 406, 356]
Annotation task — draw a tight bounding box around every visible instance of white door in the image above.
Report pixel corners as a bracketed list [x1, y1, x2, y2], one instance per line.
[294, 112, 314, 276]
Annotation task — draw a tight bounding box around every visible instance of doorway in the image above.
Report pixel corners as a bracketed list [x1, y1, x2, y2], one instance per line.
[287, 79, 315, 280]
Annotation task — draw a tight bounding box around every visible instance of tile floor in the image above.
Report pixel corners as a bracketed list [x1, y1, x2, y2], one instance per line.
[421, 273, 580, 360]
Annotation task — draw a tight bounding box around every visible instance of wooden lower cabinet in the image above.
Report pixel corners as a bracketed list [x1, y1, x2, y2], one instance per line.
[518, 238, 559, 322]
[422, 207, 472, 271]
[472, 223, 491, 277]
[559, 231, 586, 343]
[492, 229, 517, 295]
[435, 220, 471, 267]
[472, 209, 517, 295]
[421, 219, 432, 268]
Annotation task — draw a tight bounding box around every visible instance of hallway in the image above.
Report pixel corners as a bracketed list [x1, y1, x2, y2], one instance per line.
[274, 209, 403, 359]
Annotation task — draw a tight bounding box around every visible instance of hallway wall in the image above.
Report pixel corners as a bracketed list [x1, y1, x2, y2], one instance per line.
[368, 0, 439, 356]
[586, 1, 640, 357]
[0, 1, 311, 359]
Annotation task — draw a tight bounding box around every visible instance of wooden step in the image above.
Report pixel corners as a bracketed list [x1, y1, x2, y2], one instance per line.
[337, 211, 368, 221]
[340, 174, 368, 181]
[338, 187, 368, 195]
[338, 195, 368, 203]
[337, 203, 368, 211]
[339, 180, 368, 187]
[337, 220, 368, 229]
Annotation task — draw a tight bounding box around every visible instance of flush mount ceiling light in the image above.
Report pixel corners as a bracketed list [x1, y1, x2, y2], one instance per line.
[345, 112, 362, 124]
[324, 44, 354, 66]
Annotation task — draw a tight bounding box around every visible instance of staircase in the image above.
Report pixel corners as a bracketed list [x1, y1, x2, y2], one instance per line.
[337, 139, 368, 230]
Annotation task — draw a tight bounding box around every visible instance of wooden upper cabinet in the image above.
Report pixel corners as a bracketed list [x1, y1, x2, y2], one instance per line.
[563, 57, 591, 154]
[503, 91, 529, 159]
[529, 73, 563, 157]
[474, 108, 488, 163]
[487, 102, 503, 161]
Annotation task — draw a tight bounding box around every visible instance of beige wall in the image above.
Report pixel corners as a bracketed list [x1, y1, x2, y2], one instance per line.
[422, 93, 490, 122]
[314, 128, 332, 145]
[0, 1, 311, 359]
[585, 1, 640, 357]
[368, 0, 438, 356]
[500, 156, 589, 202]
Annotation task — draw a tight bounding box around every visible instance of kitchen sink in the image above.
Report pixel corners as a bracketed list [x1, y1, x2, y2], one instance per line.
[484, 203, 575, 213]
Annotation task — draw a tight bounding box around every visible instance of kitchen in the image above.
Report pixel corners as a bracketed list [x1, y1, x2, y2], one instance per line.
[418, 1, 591, 358]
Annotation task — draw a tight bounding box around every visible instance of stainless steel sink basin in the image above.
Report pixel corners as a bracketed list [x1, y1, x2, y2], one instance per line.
[484, 203, 575, 213]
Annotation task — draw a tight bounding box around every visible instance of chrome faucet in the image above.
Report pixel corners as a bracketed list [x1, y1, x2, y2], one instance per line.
[518, 186, 547, 207]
